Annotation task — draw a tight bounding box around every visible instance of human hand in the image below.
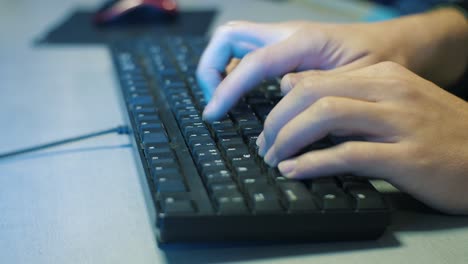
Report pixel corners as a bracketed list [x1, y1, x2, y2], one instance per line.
[198, 8, 467, 122]
[198, 19, 393, 122]
[257, 61, 468, 215]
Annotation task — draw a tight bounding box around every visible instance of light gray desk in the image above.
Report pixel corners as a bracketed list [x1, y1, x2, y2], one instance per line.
[0, 0, 467, 263]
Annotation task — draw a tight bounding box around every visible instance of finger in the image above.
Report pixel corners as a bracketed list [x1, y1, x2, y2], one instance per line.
[277, 141, 397, 180]
[263, 96, 396, 166]
[202, 32, 320, 122]
[196, 21, 284, 100]
[280, 57, 377, 94]
[259, 74, 387, 156]
[226, 58, 241, 75]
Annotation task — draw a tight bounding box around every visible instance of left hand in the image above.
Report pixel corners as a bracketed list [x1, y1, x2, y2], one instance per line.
[257, 61, 468, 214]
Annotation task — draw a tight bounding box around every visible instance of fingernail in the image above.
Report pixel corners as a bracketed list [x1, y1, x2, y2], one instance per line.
[278, 159, 297, 178]
[202, 109, 212, 122]
[256, 133, 265, 155]
[202, 100, 216, 122]
[264, 147, 277, 166]
[281, 74, 298, 94]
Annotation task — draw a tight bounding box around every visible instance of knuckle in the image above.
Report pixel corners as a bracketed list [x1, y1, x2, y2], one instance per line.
[253, 48, 268, 60]
[405, 140, 426, 158]
[399, 85, 419, 100]
[284, 73, 320, 94]
[294, 75, 325, 95]
[294, 24, 318, 36]
[313, 96, 340, 118]
[382, 77, 406, 88]
[242, 50, 259, 62]
[298, 27, 328, 50]
[337, 142, 362, 170]
[292, 78, 313, 97]
[290, 80, 311, 106]
[400, 142, 433, 173]
[364, 54, 381, 65]
[293, 27, 310, 38]
[306, 69, 323, 76]
[389, 78, 419, 100]
[214, 24, 235, 38]
[294, 152, 322, 178]
[280, 74, 295, 92]
[310, 27, 328, 42]
[375, 61, 404, 72]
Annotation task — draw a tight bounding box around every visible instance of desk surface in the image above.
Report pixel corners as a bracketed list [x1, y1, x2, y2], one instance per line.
[1, 0, 467, 263]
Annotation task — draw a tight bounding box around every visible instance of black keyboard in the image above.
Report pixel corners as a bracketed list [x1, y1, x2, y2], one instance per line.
[111, 36, 390, 243]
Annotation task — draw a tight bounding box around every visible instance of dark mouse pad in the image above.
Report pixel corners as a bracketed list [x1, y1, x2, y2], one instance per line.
[37, 9, 216, 45]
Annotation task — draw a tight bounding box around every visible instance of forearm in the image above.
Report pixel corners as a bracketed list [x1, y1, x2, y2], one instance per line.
[391, 8, 468, 87]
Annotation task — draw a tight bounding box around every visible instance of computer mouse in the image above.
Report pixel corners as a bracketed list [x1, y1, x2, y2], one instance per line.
[94, 0, 178, 26]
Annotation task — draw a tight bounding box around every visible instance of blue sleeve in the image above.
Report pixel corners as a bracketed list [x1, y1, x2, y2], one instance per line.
[371, 0, 468, 15]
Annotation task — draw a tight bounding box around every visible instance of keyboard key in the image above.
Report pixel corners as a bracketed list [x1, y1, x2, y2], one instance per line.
[199, 160, 228, 176]
[135, 113, 160, 123]
[311, 179, 352, 210]
[212, 126, 237, 135]
[230, 155, 256, 168]
[188, 138, 216, 150]
[138, 121, 163, 135]
[185, 127, 210, 139]
[211, 119, 234, 131]
[159, 197, 196, 215]
[187, 133, 211, 146]
[141, 128, 169, 144]
[235, 164, 261, 177]
[219, 138, 244, 150]
[278, 182, 318, 212]
[193, 149, 221, 164]
[252, 103, 273, 122]
[148, 152, 176, 166]
[132, 105, 157, 114]
[208, 182, 238, 194]
[223, 144, 250, 160]
[214, 130, 238, 141]
[240, 177, 268, 190]
[160, 73, 185, 87]
[337, 175, 370, 190]
[179, 116, 202, 127]
[153, 170, 182, 183]
[348, 186, 386, 210]
[144, 143, 172, 156]
[203, 169, 232, 185]
[128, 92, 154, 105]
[155, 178, 187, 193]
[151, 163, 180, 178]
[245, 184, 283, 213]
[237, 119, 261, 130]
[213, 191, 248, 215]
[240, 127, 262, 141]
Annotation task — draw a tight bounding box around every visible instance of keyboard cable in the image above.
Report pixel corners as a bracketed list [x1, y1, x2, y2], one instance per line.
[0, 125, 130, 159]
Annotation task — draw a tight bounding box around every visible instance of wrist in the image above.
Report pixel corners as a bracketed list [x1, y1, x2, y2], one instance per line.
[386, 8, 468, 86]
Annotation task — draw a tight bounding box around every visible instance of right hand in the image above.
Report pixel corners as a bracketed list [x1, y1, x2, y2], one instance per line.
[258, 61, 468, 214]
[197, 9, 467, 122]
